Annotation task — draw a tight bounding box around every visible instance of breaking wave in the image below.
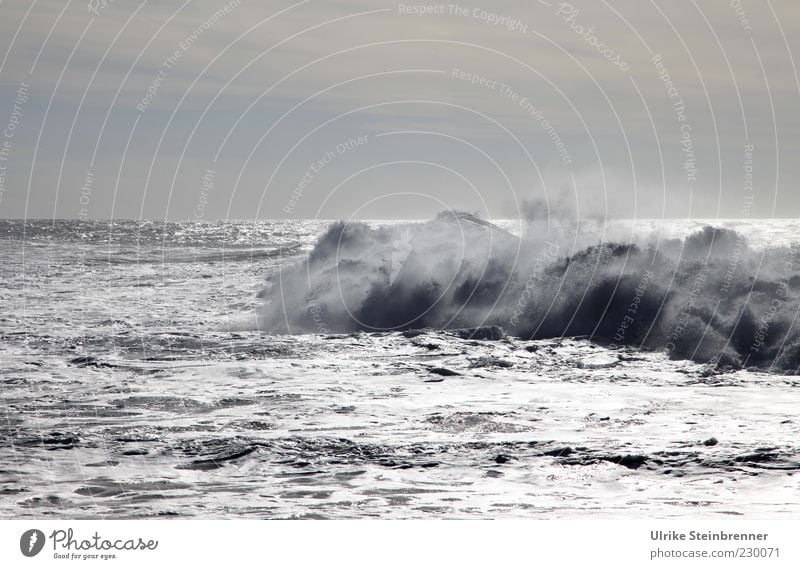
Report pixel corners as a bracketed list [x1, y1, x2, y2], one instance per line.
[256, 210, 800, 373]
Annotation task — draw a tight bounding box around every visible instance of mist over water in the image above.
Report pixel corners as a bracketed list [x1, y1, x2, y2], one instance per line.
[256, 210, 800, 373]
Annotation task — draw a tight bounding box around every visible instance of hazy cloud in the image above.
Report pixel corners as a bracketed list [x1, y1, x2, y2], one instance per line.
[0, 0, 798, 219]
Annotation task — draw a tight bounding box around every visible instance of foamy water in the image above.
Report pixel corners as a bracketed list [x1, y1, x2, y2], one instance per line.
[1, 218, 799, 519]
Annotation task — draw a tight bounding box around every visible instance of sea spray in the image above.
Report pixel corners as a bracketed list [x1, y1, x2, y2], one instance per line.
[256, 211, 800, 373]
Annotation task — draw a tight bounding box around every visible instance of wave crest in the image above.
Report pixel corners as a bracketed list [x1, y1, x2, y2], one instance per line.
[256, 211, 800, 373]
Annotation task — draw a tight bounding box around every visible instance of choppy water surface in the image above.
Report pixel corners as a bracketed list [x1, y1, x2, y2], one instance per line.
[1, 219, 799, 519]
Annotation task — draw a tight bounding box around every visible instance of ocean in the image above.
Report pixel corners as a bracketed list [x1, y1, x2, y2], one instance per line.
[1, 217, 799, 519]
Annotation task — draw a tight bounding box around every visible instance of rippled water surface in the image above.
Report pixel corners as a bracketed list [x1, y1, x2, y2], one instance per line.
[1, 219, 799, 519]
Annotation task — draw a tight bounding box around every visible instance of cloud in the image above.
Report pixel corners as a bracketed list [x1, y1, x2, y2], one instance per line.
[0, 0, 799, 219]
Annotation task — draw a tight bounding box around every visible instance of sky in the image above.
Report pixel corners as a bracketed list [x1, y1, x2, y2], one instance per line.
[0, 0, 797, 220]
